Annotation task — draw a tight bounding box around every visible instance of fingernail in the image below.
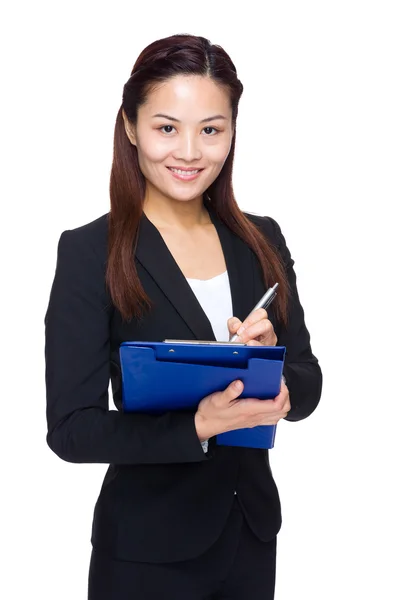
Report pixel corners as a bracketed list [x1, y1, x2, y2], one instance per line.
[237, 326, 245, 335]
[234, 380, 242, 389]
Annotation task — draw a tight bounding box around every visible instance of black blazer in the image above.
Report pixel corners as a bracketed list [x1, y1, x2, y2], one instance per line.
[45, 206, 322, 563]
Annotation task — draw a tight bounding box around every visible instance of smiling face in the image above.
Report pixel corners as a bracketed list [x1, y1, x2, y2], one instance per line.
[123, 75, 234, 206]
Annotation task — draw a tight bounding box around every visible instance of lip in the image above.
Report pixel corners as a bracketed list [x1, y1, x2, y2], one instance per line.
[167, 166, 204, 182]
[167, 165, 205, 171]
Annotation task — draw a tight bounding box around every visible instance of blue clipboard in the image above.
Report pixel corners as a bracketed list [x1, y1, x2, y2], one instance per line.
[119, 341, 286, 449]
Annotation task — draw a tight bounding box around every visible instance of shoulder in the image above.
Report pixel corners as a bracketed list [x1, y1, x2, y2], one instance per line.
[243, 211, 282, 245]
[57, 213, 109, 269]
[46, 215, 112, 325]
[243, 211, 293, 268]
[60, 212, 109, 246]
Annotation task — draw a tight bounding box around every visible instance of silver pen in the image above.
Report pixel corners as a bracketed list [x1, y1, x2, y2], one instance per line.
[229, 283, 279, 342]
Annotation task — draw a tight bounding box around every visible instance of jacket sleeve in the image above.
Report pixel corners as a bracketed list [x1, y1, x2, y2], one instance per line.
[267, 218, 323, 421]
[45, 230, 208, 465]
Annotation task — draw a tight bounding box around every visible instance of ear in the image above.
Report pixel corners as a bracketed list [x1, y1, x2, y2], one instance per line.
[122, 108, 137, 146]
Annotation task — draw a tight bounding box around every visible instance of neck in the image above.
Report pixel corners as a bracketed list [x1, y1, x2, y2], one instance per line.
[143, 193, 211, 230]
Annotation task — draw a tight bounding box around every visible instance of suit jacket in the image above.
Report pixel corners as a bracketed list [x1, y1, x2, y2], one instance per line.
[45, 205, 322, 563]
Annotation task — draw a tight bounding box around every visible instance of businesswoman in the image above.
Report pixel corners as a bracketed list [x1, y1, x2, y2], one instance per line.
[45, 34, 322, 600]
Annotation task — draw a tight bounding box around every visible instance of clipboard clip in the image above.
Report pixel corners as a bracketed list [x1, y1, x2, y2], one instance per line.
[163, 339, 246, 346]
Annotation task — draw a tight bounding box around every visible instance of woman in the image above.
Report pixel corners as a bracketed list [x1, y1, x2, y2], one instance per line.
[45, 33, 322, 600]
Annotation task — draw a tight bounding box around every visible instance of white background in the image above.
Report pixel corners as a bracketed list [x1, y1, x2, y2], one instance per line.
[1, 1, 399, 599]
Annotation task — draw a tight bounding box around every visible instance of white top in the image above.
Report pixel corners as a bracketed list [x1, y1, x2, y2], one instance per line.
[185, 270, 233, 454]
[186, 271, 233, 342]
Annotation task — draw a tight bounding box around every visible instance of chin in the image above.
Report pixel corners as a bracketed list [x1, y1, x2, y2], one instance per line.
[170, 194, 203, 203]
[165, 187, 207, 203]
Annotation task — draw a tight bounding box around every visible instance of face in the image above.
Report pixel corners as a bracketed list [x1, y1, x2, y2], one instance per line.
[123, 75, 234, 205]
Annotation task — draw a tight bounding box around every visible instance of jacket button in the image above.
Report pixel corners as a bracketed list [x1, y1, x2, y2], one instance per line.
[234, 491, 237, 495]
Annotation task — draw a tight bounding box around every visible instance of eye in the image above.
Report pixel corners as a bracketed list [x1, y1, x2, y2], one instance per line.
[202, 126, 218, 135]
[159, 125, 176, 134]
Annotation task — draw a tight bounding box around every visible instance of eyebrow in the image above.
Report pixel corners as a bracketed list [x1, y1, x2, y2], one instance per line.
[151, 113, 228, 123]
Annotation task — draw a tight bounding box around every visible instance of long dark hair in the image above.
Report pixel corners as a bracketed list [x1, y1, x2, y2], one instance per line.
[107, 34, 290, 325]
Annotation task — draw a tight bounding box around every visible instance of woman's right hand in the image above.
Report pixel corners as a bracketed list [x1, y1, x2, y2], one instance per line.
[194, 379, 290, 442]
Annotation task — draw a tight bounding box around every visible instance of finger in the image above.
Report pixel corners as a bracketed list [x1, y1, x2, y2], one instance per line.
[245, 339, 263, 346]
[260, 411, 288, 426]
[283, 398, 291, 414]
[221, 379, 244, 404]
[237, 319, 275, 344]
[235, 398, 290, 429]
[236, 308, 268, 336]
[241, 308, 268, 329]
[237, 397, 277, 416]
[273, 389, 289, 411]
[241, 404, 285, 427]
[227, 317, 242, 334]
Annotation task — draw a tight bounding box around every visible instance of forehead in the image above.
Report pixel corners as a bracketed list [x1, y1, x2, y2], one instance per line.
[141, 75, 232, 118]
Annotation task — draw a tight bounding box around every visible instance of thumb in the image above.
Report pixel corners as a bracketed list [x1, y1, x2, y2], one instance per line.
[227, 316, 242, 333]
[224, 379, 244, 402]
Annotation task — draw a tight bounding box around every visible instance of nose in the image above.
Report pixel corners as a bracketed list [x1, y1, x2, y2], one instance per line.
[172, 130, 202, 162]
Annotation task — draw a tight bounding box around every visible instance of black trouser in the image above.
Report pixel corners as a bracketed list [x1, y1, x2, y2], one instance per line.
[88, 497, 277, 600]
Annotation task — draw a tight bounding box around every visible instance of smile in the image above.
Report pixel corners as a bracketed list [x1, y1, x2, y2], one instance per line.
[167, 167, 204, 181]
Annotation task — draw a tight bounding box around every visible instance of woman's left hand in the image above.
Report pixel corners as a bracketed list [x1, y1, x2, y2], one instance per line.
[227, 309, 277, 346]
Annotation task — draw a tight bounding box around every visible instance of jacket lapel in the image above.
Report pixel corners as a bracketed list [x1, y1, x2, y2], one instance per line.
[135, 207, 257, 340]
[208, 208, 256, 323]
